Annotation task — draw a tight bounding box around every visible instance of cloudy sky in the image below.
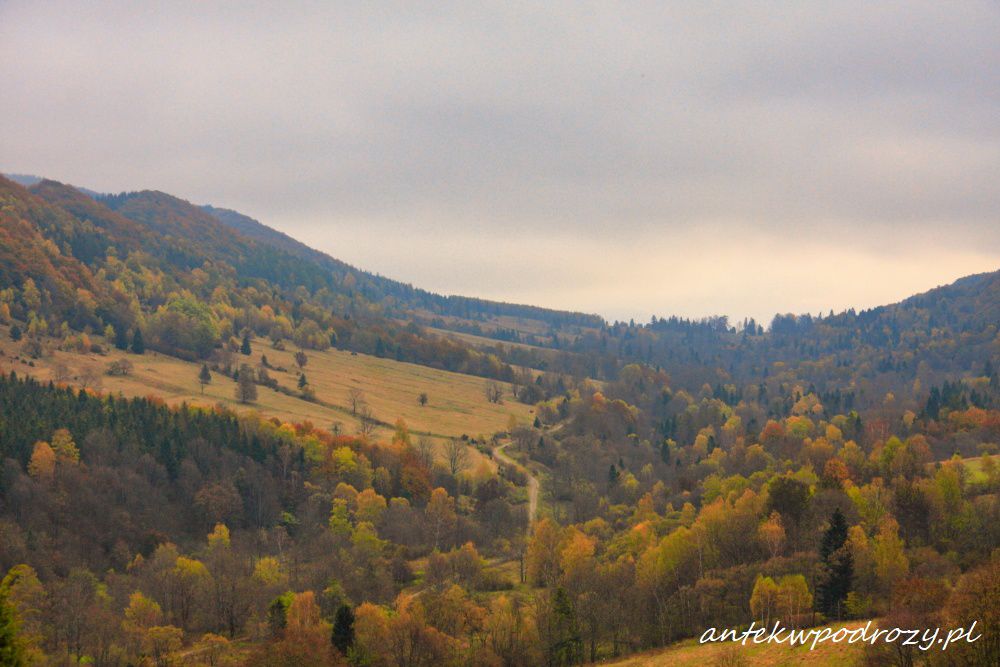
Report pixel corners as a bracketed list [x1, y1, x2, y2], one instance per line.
[2, 1, 998, 323]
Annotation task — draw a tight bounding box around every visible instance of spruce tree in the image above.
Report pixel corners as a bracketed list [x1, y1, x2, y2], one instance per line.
[240, 333, 252, 356]
[198, 364, 212, 394]
[131, 328, 145, 354]
[817, 508, 853, 619]
[820, 508, 848, 561]
[331, 605, 355, 655]
[548, 587, 582, 666]
[115, 325, 130, 350]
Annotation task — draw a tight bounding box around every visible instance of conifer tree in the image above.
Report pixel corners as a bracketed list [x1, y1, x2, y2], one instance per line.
[131, 328, 145, 354]
[331, 605, 355, 655]
[817, 508, 853, 619]
[548, 587, 582, 666]
[199, 364, 212, 394]
[115, 324, 130, 350]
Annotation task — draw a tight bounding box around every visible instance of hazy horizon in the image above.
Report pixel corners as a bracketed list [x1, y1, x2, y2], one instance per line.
[3, 1, 998, 324]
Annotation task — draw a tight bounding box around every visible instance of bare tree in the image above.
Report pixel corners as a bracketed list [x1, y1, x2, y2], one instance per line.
[512, 425, 536, 452]
[215, 348, 234, 375]
[106, 358, 134, 376]
[485, 380, 504, 404]
[415, 436, 435, 470]
[357, 404, 377, 437]
[52, 360, 70, 383]
[235, 364, 258, 404]
[348, 387, 365, 416]
[79, 365, 102, 390]
[444, 438, 470, 476]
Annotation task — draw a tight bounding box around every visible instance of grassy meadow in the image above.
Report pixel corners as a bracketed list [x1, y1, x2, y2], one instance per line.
[958, 453, 999, 484]
[0, 326, 536, 466]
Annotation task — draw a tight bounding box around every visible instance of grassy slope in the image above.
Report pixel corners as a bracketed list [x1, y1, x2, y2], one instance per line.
[0, 326, 536, 466]
[424, 325, 550, 354]
[958, 454, 999, 484]
[605, 620, 874, 667]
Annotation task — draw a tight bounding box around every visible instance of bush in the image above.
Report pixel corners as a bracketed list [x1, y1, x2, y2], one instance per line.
[106, 358, 134, 376]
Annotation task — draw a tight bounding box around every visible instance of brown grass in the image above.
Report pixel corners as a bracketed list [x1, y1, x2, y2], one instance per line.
[0, 326, 536, 468]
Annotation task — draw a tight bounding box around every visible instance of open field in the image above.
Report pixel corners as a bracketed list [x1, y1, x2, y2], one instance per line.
[424, 325, 551, 355]
[958, 453, 999, 484]
[605, 620, 875, 667]
[0, 326, 535, 466]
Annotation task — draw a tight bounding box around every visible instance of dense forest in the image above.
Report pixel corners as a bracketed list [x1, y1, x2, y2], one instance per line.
[0, 173, 998, 665]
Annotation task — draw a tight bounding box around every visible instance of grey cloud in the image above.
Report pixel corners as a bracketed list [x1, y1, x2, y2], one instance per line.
[1, 1, 997, 320]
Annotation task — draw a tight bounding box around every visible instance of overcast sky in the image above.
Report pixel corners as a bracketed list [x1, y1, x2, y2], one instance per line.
[2, 1, 998, 323]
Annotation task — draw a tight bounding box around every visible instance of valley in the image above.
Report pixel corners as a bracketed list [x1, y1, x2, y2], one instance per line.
[0, 172, 997, 667]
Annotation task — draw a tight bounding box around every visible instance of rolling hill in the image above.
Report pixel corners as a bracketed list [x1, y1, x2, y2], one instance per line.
[1, 171, 999, 666]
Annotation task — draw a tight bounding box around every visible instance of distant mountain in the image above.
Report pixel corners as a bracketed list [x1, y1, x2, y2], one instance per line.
[3, 172, 105, 198]
[4, 173, 42, 187]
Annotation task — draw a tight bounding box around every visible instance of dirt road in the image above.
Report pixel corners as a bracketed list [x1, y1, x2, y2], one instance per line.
[493, 442, 539, 524]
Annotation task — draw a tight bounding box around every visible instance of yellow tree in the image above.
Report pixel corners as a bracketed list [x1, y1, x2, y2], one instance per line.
[758, 512, 786, 559]
[483, 594, 541, 666]
[123, 590, 163, 632]
[873, 516, 909, 594]
[1, 564, 46, 663]
[27, 441, 56, 481]
[559, 528, 597, 594]
[425, 488, 457, 551]
[846, 525, 876, 598]
[286, 592, 327, 638]
[50, 429, 80, 464]
[352, 602, 390, 666]
[122, 590, 183, 663]
[385, 595, 451, 667]
[777, 575, 812, 628]
[171, 556, 210, 631]
[207, 523, 230, 549]
[196, 633, 230, 667]
[252, 557, 285, 588]
[252, 592, 337, 666]
[451, 542, 483, 585]
[749, 575, 779, 627]
[526, 518, 563, 588]
[355, 488, 387, 525]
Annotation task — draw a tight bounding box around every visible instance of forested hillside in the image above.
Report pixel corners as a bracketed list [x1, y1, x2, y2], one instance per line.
[0, 173, 998, 666]
[0, 176, 541, 381]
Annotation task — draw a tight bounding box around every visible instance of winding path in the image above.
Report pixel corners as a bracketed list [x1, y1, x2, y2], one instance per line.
[493, 442, 539, 525]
